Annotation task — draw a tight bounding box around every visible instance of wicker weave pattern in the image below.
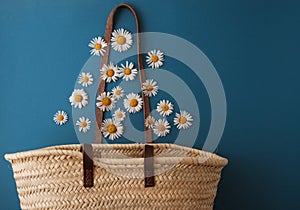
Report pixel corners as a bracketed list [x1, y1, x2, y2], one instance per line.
[5, 144, 227, 210]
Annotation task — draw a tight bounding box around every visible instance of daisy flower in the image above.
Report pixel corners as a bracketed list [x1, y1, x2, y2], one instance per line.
[174, 110, 193, 129]
[69, 89, 88, 109]
[88, 36, 107, 56]
[119, 61, 138, 81]
[53, 110, 68, 125]
[113, 108, 126, 122]
[156, 100, 174, 116]
[96, 92, 116, 112]
[102, 118, 124, 140]
[76, 117, 91, 133]
[145, 115, 156, 129]
[100, 62, 120, 83]
[111, 28, 133, 52]
[146, 49, 164, 69]
[142, 79, 158, 97]
[78, 72, 94, 87]
[111, 86, 124, 100]
[123, 93, 143, 113]
[153, 119, 171, 137]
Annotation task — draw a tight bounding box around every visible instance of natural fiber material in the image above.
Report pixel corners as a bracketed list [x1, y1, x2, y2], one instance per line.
[5, 143, 227, 210]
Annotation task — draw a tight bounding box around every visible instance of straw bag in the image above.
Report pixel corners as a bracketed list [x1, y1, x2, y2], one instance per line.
[5, 4, 228, 210]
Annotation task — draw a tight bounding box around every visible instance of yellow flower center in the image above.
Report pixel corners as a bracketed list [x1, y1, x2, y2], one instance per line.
[124, 68, 131, 75]
[75, 95, 83, 102]
[106, 69, 115, 77]
[95, 43, 102, 50]
[102, 97, 111, 106]
[161, 105, 169, 111]
[147, 119, 153, 125]
[130, 99, 138, 107]
[115, 89, 121, 95]
[179, 116, 187, 124]
[146, 85, 153, 91]
[80, 122, 87, 128]
[82, 76, 89, 83]
[158, 125, 165, 131]
[151, 55, 159, 62]
[116, 112, 123, 118]
[57, 115, 64, 121]
[107, 124, 117, 133]
[117, 35, 126, 45]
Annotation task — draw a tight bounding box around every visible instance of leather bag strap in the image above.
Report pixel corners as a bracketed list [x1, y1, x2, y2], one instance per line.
[94, 4, 152, 144]
[83, 4, 154, 188]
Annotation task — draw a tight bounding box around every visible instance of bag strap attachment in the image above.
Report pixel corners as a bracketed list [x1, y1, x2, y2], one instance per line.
[82, 144, 94, 188]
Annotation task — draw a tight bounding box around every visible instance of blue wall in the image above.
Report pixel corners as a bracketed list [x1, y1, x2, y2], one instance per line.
[1, 0, 299, 209]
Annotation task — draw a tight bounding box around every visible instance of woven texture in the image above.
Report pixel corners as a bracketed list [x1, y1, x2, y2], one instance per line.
[5, 143, 227, 210]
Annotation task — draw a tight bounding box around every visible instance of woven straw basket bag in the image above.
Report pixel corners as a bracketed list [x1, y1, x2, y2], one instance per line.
[5, 4, 228, 210]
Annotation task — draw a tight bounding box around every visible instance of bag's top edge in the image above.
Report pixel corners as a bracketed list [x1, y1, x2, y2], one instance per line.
[4, 143, 228, 166]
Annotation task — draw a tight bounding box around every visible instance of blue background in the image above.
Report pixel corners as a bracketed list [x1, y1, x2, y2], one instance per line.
[1, 0, 299, 209]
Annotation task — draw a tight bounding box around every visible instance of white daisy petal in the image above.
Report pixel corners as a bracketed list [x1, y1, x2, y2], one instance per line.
[113, 108, 126, 122]
[142, 79, 159, 97]
[123, 93, 143, 113]
[111, 86, 124, 100]
[174, 110, 193, 129]
[129, 62, 134, 69]
[102, 118, 124, 140]
[119, 61, 138, 81]
[78, 72, 94, 87]
[145, 115, 156, 129]
[69, 89, 88, 109]
[88, 36, 107, 56]
[76, 117, 91, 133]
[53, 110, 68, 125]
[100, 62, 121, 83]
[111, 28, 133, 52]
[146, 49, 164, 69]
[153, 119, 171, 137]
[96, 92, 116, 111]
[156, 100, 174, 116]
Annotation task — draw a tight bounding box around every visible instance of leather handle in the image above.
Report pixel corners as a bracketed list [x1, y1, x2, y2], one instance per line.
[144, 144, 155, 187]
[82, 144, 94, 187]
[95, 4, 152, 144]
[90, 4, 155, 188]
